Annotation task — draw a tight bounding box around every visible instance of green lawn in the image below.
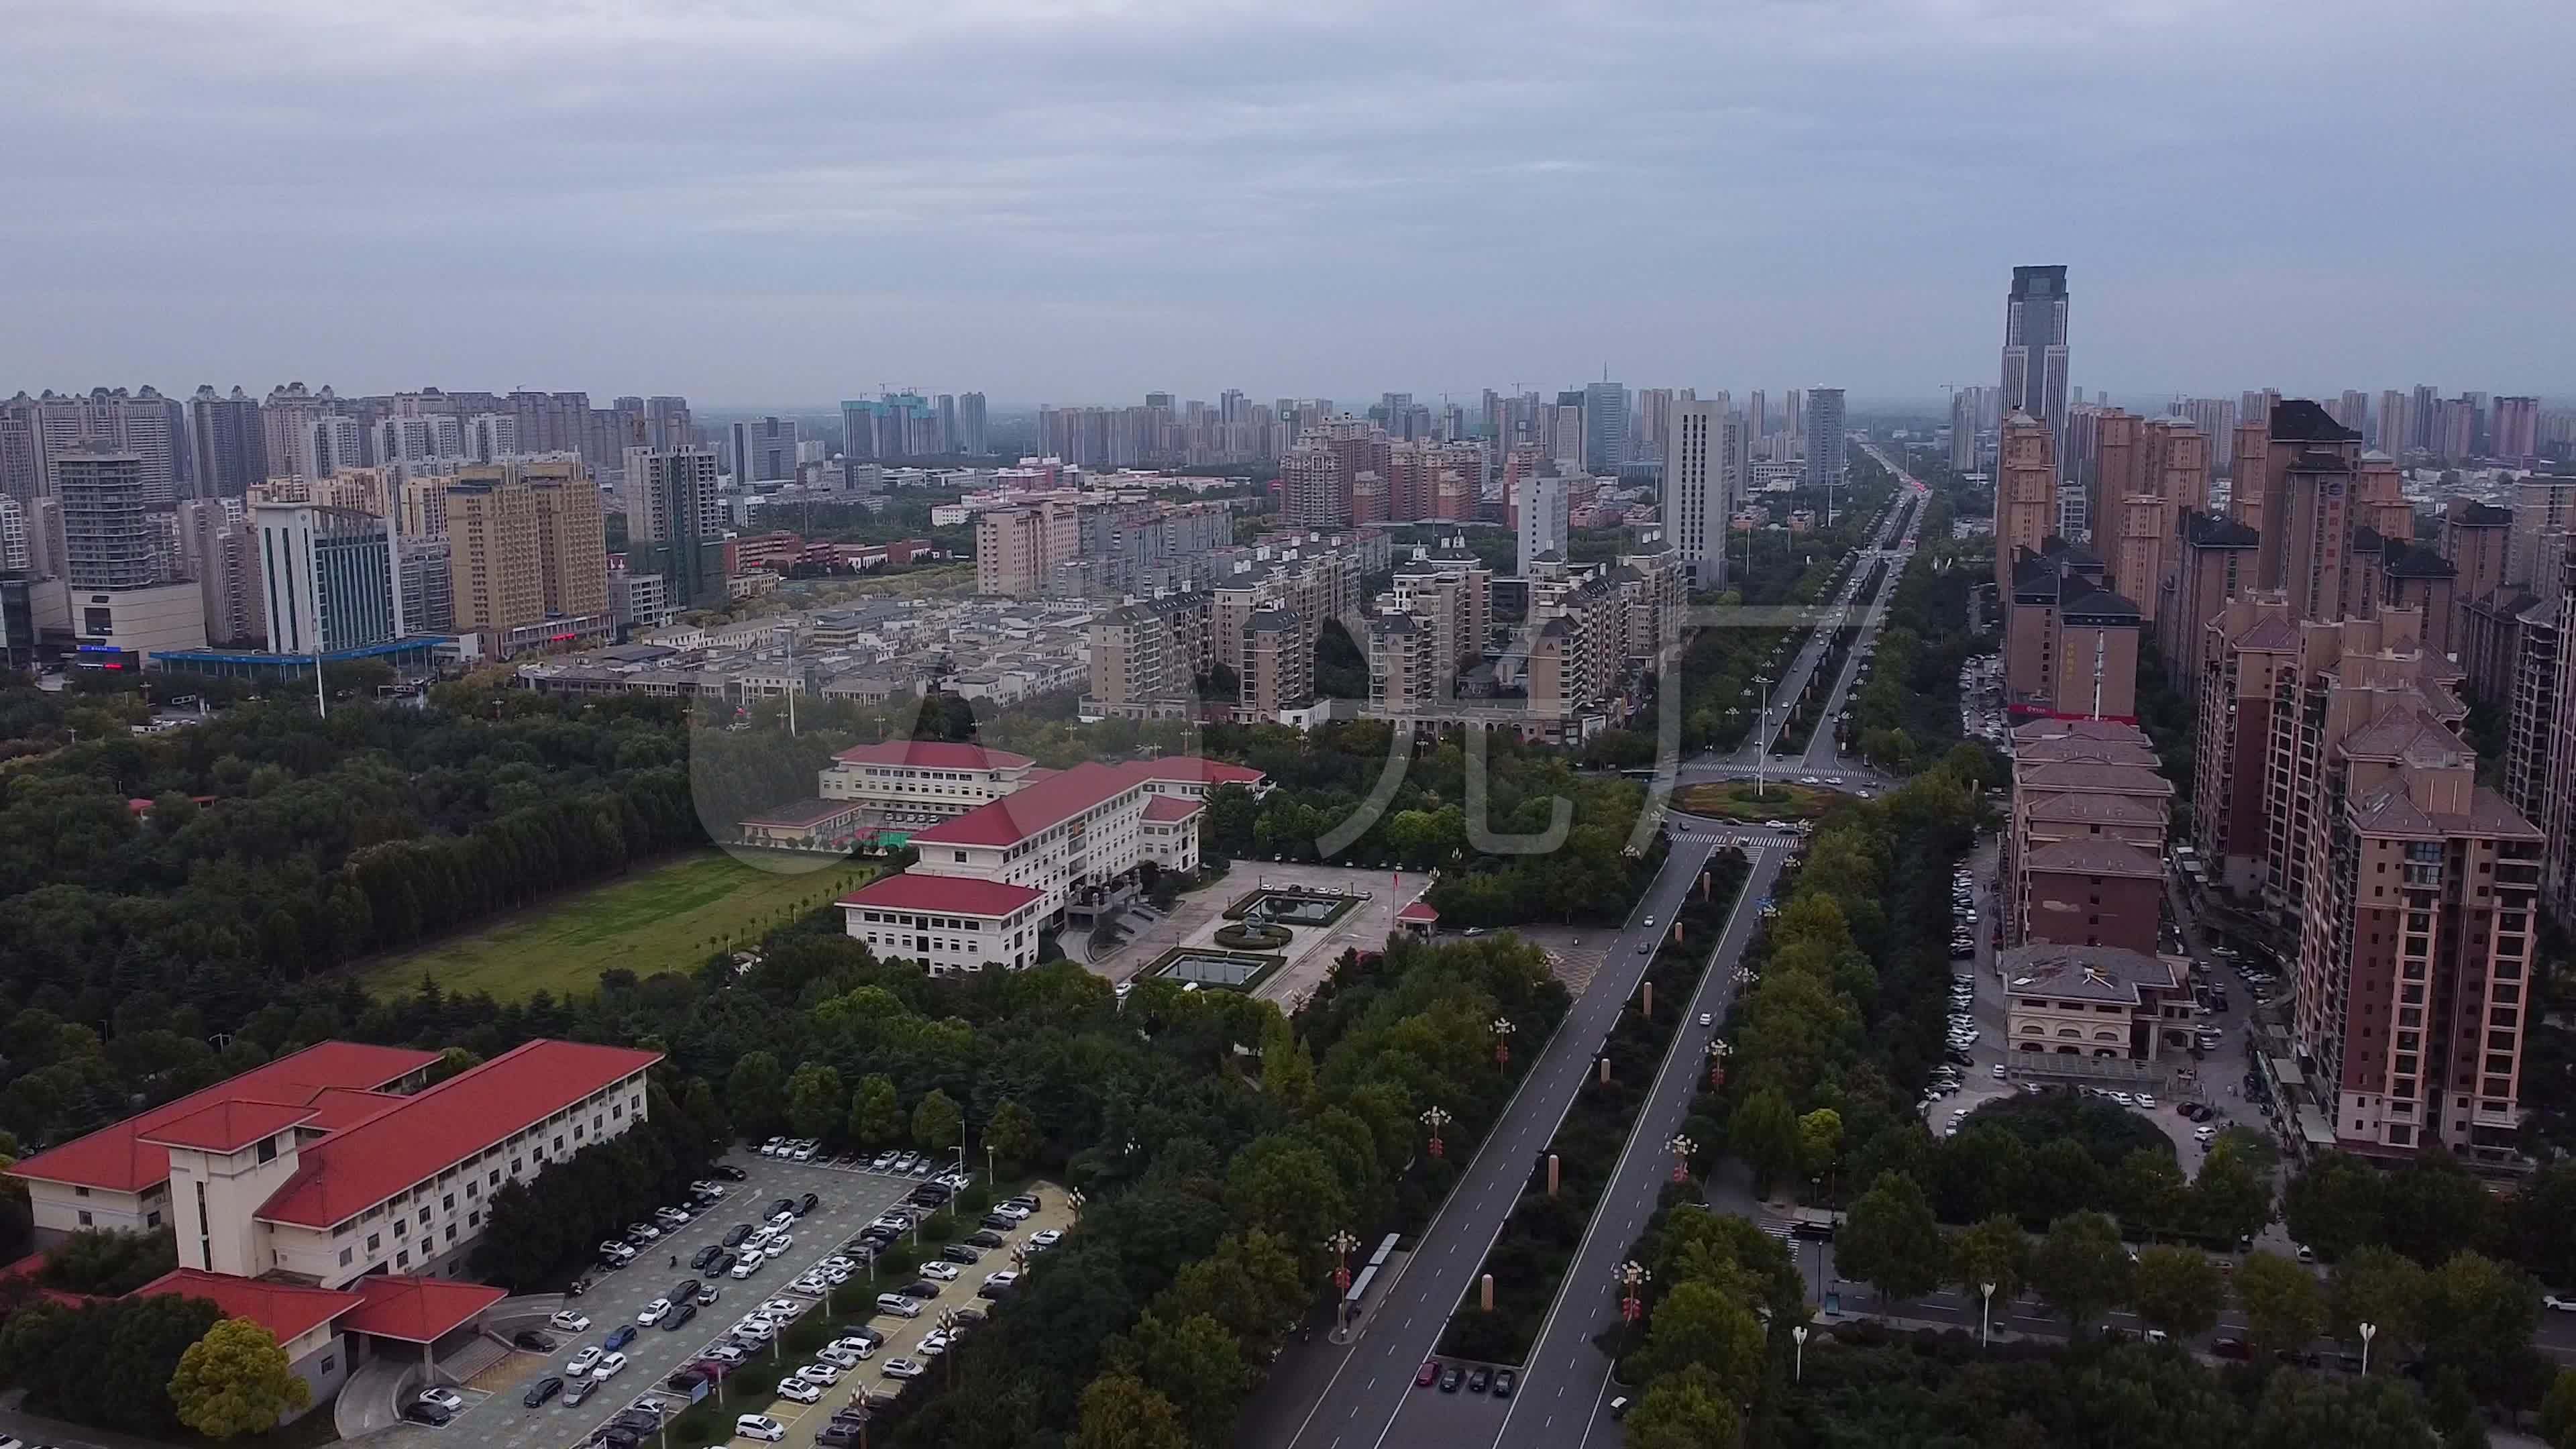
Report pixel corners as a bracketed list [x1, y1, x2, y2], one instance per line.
[1676, 780, 1833, 820]
[360, 848, 874, 1001]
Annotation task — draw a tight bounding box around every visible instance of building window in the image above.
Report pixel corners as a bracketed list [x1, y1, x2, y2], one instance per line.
[445, 1224, 458, 1243]
[368, 1233, 381, 1252]
[76, 1210, 93, 1227]
[396, 1250, 411, 1268]
[258, 1136, 278, 1165]
[469, 1210, 479, 1228]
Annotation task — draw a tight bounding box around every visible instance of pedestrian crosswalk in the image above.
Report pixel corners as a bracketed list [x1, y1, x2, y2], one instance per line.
[1671, 829, 1791, 849]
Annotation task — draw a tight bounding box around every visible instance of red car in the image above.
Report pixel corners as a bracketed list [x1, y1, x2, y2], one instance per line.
[1415, 1360, 1440, 1388]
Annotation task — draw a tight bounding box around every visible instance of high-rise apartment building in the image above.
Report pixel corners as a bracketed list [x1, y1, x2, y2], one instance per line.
[2002, 718, 2173, 956]
[2509, 472, 2576, 595]
[1803, 388, 1846, 490]
[1949, 388, 1983, 472]
[187, 386, 268, 500]
[1664, 401, 1742, 590]
[2375, 389, 2410, 456]
[373, 415, 468, 467]
[1083, 595, 1210, 722]
[975, 500, 1079, 598]
[3, 388, 185, 508]
[2492, 396, 2541, 464]
[1999, 266, 2072, 447]
[522, 458, 606, 621]
[254, 502, 399, 653]
[729, 417, 800, 483]
[623, 447, 724, 612]
[176, 498, 262, 646]
[2333, 390, 2371, 436]
[1517, 474, 1567, 576]
[56, 447, 156, 588]
[0, 497, 28, 574]
[444, 458, 608, 633]
[957, 393, 989, 456]
[1281, 441, 1346, 528]
[1992, 413, 2059, 596]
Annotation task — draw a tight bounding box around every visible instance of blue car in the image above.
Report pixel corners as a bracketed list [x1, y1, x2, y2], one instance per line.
[603, 1324, 637, 1352]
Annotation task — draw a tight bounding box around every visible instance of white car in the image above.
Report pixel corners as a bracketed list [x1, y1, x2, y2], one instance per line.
[797, 1362, 845, 1385]
[871, 1152, 898, 1171]
[761, 1297, 808, 1320]
[830, 1336, 879, 1360]
[566, 1346, 603, 1376]
[2544, 1295, 2576, 1313]
[916, 1330, 949, 1358]
[637, 1298, 672, 1326]
[816, 1345, 864, 1368]
[1642, 916, 1656, 928]
[882, 1358, 926, 1379]
[1030, 1229, 1063, 1249]
[982, 1271, 1019, 1291]
[731, 1315, 778, 1340]
[2135, 1094, 2157, 1110]
[415, 1387, 466, 1413]
[791, 1275, 830, 1295]
[549, 1310, 592, 1332]
[766, 1232, 794, 1254]
[592, 1351, 627, 1381]
[1697, 1012, 1713, 1028]
[917, 1262, 961, 1281]
[775, 1379, 822, 1405]
[992, 1204, 1031, 1222]
[737, 1414, 786, 1442]
[731, 1250, 765, 1279]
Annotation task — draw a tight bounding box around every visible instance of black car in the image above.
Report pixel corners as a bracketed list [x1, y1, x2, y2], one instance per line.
[1466, 1366, 1491, 1393]
[722, 1223, 753, 1248]
[692, 1244, 723, 1271]
[941, 1244, 983, 1265]
[663, 1301, 698, 1331]
[1492, 1368, 1515, 1399]
[672, 1278, 702, 1302]
[706, 1250, 735, 1277]
[513, 1328, 557, 1351]
[798, 1192, 820, 1215]
[524, 1375, 564, 1407]
[902, 1278, 943, 1299]
[713, 1164, 749, 1181]
[610, 1408, 661, 1435]
[769, 1198, 798, 1219]
[980, 1212, 1019, 1230]
[818, 1427, 863, 1448]
[1438, 1366, 1464, 1393]
[966, 1230, 1006, 1248]
[404, 1402, 453, 1426]
[909, 1185, 952, 1208]
[596, 1431, 642, 1449]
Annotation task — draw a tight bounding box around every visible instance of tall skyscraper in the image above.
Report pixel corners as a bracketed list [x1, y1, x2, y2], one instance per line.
[626, 447, 724, 610]
[1999, 265, 2072, 447]
[0, 496, 27, 573]
[728, 417, 800, 483]
[1949, 388, 1982, 471]
[2493, 396, 2541, 463]
[4, 388, 185, 508]
[2375, 389, 2410, 455]
[958, 392, 989, 456]
[1517, 474, 1568, 576]
[56, 446, 156, 588]
[1549, 392, 1587, 472]
[187, 386, 268, 499]
[1582, 381, 1628, 471]
[254, 501, 398, 653]
[1803, 388, 1847, 489]
[1747, 390, 1768, 439]
[1664, 401, 1743, 590]
[2334, 390, 2371, 436]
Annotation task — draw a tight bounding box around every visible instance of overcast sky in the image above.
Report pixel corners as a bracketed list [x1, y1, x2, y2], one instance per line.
[3, 0, 2568, 409]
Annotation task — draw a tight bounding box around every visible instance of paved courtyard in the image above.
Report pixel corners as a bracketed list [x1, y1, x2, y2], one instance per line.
[1090, 863, 1415, 1012]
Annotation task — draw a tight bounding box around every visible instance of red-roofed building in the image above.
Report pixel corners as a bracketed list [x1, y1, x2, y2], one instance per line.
[1395, 900, 1438, 936]
[819, 741, 1038, 832]
[127, 1268, 367, 1413]
[8, 1041, 441, 1241]
[1125, 756, 1271, 800]
[837, 875, 1045, 977]
[1140, 793, 1205, 873]
[341, 1274, 508, 1346]
[9, 1039, 659, 1293]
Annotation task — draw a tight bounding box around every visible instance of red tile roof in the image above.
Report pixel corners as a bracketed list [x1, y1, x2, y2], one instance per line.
[911, 761, 1145, 848]
[340, 1275, 506, 1342]
[1127, 757, 1266, 788]
[256, 1040, 663, 1230]
[830, 741, 1033, 771]
[1142, 796, 1204, 823]
[129, 1269, 362, 1344]
[8, 1042, 442, 1195]
[138, 1100, 321, 1155]
[1395, 902, 1439, 922]
[838, 874, 1042, 918]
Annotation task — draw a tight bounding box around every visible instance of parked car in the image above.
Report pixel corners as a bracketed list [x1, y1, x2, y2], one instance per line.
[416, 1387, 466, 1414]
[1439, 1365, 1464, 1393]
[602, 1324, 637, 1352]
[523, 1375, 564, 1407]
[549, 1309, 592, 1332]
[403, 1401, 453, 1426]
[1415, 1360, 1440, 1388]
[592, 1351, 629, 1380]
[1493, 1368, 1516, 1398]
[736, 1415, 786, 1442]
[882, 1358, 926, 1379]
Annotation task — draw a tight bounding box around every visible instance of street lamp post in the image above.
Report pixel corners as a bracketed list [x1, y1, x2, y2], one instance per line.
[1066, 1187, 1087, 1224]
[1421, 1106, 1450, 1161]
[1979, 1281, 1996, 1348]
[1615, 1260, 1651, 1351]
[1754, 675, 1772, 795]
[1791, 1323, 1807, 1383]
[2359, 1321, 2377, 1376]
[1705, 1038, 1731, 1090]
[937, 1307, 960, 1389]
[1327, 1230, 1361, 1344]
[1491, 1017, 1517, 1070]
[1664, 1134, 1697, 1185]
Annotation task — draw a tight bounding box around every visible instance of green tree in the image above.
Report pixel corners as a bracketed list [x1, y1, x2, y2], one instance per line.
[985, 1098, 1042, 1174]
[1127, 1310, 1249, 1449]
[1633, 1281, 1766, 1406]
[2029, 1210, 2132, 1334]
[1224, 1135, 1350, 1253]
[2284, 1151, 2386, 1263]
[2538, 1367, 2576, 1449]
[847, 1074, 902, 1147]
[2329, 1246, 2429, 1362]
[2418, 1250, 2540, 1403]
[2190, 1140, 2274, 1246]
[912, 1089, 964, 1154]
[2129, 1246, 2226, 1341]
[1729, 1087, 1801, 1197]
[1950, 1212, 2030, 1305]
[1069, 1371, 1189, 1449]
[1625, 1363, 1744, 1449]
[2248, 1371, 2438, 1449]
[785, 1062, 843, 1143]
[1258, 1014, 1320, 1118]
[1797, 1108, 1843, 1181]
[1837, 1171, 1945, 1304]
[2236, 1250, 2328, 1358]
[726, 1049, 788, 1139]
[168, 1316, 311, 1438]
[2114, 1148, 2186, 1240]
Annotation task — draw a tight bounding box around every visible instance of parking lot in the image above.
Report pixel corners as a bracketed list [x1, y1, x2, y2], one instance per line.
[385, 1150, 989, 1449]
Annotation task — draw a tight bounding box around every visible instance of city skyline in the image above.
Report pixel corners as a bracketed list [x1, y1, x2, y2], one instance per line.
[3, 2, 2569, 401]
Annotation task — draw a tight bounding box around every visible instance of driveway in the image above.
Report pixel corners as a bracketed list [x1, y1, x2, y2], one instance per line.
[384, 1152, 932, 1449]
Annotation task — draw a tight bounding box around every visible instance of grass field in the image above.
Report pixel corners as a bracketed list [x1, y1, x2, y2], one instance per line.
[1675, 780, 1833, 820]
[359, 848, 875, 1001]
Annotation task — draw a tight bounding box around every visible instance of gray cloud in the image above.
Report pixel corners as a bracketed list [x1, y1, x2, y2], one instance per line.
[2, 0, 2568, 405]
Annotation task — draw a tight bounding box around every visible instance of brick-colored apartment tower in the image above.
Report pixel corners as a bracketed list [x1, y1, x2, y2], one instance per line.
[2002, 718, 2174, 956]
[2193, 591, 2301, 896]
[1992, 413, 2059, 596]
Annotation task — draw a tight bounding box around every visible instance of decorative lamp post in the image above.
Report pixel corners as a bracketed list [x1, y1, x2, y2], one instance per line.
[1421, 1106, 1451, 1161]
[1066, 1187, 1087, 1223]
[1791, 1323, 1808, 1383]
[1979, 1281, 1996, 1348]
[1491, 1017, 1517, 1069]
[1615, 1260, 1650, 1339]
[937, 1307, 960, 1389]
[1665, 1134, 1697, 1184]
[1326, 1230, 1360, 1299]
[1705, 1040, 1731, 1089]
[2359, 1321, 2377, 1376]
